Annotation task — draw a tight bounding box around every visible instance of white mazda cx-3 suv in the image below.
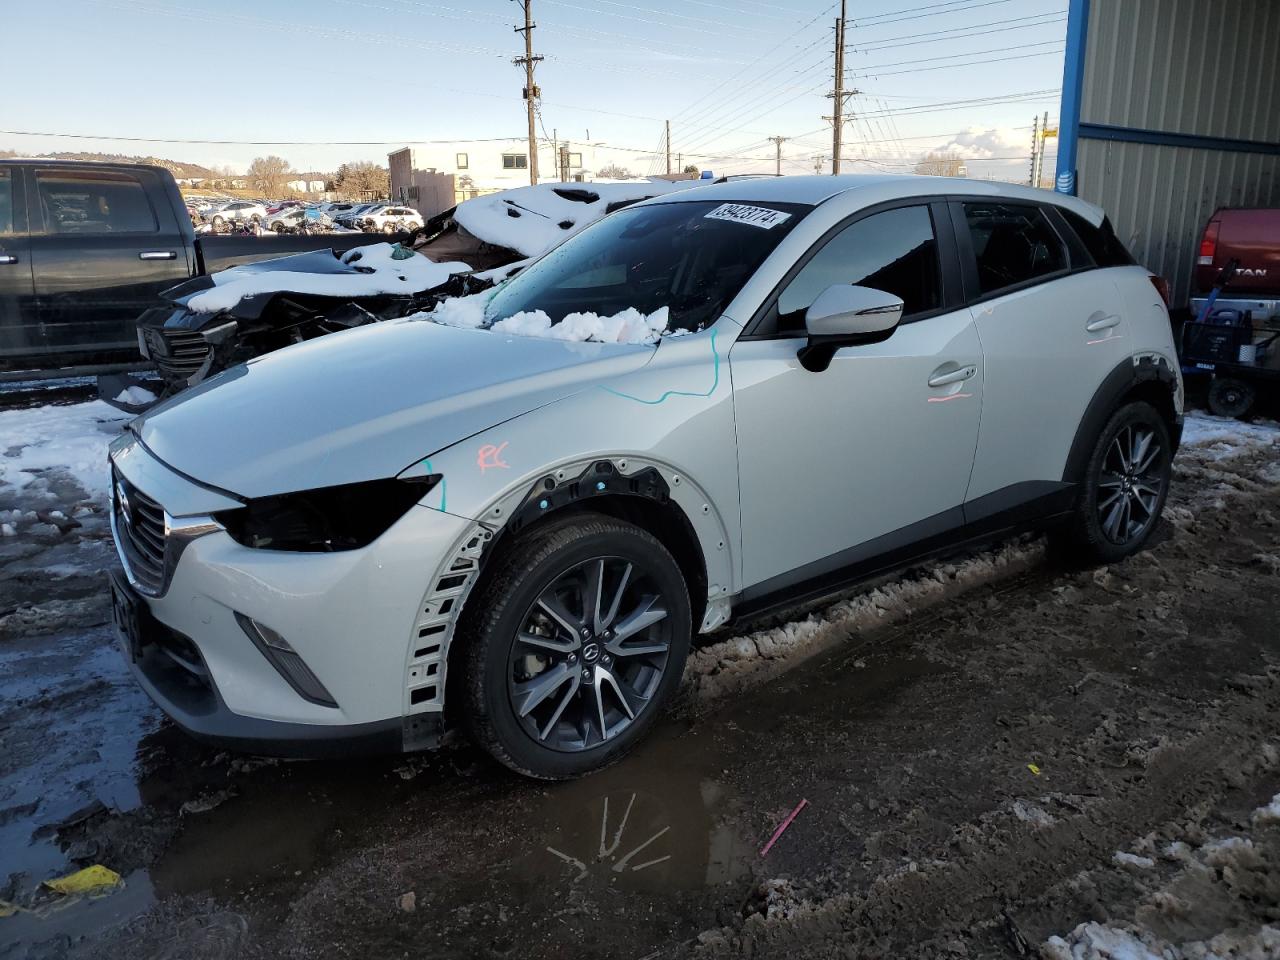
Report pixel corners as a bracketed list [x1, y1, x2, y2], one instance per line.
[108, 175, 1183, 778]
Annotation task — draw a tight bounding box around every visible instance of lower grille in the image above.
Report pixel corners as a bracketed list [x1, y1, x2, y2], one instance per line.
[113, 470, 167, 594]
[149, 328, 212, 380]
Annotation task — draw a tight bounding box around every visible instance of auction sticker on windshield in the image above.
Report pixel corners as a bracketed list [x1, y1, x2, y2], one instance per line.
[703, 203, 792, 229]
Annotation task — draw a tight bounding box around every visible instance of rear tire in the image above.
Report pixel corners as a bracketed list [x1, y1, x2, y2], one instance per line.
[1207, 376, 1255, 418]
[1053, 401, 1172, 564]
[460, 514, 692, 780]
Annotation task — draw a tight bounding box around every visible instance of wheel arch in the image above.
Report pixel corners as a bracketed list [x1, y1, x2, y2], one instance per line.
[1063, 353, 1182, 484]
[425, 456, 729, 734]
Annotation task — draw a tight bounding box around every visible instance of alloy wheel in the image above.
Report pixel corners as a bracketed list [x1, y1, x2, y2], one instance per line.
[1096, 423, 1167, 545]
[508, 557, 671, 753]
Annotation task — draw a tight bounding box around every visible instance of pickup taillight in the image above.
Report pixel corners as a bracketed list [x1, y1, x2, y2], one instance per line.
[1198, 219, 1220, 265]
[1149, 274, 1171, 306]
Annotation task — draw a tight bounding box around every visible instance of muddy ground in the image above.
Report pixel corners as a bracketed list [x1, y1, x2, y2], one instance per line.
[1, 407, 1278, 960]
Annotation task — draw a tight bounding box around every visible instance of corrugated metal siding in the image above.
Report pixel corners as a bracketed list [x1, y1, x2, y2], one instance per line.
[1076, 0, 1280, 306]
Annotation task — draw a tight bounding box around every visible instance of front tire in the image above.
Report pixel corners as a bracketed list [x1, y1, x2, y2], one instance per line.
[460, 514, 692, 779]
[1056, 401, 1173, 563]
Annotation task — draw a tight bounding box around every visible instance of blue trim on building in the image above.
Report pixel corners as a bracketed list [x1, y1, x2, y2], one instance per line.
[1055, 0, 1090, 195]
[1079, 123, 1280, 156]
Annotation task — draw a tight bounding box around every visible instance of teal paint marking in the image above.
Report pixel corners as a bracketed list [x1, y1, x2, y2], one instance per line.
[420, 458, 447, 513]
[600, 330, 720, 405]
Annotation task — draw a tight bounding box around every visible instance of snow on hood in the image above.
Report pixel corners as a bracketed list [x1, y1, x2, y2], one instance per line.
[134, 318, 656, 499]
[452, 180, 696, 260]
[421, 289, 671, 345]
[184, 242, 470, 313]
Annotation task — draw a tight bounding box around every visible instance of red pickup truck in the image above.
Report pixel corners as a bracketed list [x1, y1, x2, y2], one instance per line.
[1191, 208, 1280, 324]
[1181, 208, 1280, 417]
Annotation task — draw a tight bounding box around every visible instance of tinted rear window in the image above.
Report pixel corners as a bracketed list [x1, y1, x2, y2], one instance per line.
[1059, 209, 1134, 267]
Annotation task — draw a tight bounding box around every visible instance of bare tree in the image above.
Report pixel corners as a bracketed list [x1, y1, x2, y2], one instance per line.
[913, 152, 965, 177]
[247, 155, 292, 194]
[595, 163, 633, 180]
[334, 161, 389, 198]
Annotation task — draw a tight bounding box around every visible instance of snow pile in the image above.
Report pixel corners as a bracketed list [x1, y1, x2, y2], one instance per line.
[685, 537, 1047, 700]
[185, 243, 470, 313]
[452, 180, 697, 259]
[420, 291, 671, 344]
[113, 385, 157, 406]
[1252, 794, 1280, 826]
[492, 306, 669, 344]
[1181, 412, 1280, 460]
[0, 401, 129, 503]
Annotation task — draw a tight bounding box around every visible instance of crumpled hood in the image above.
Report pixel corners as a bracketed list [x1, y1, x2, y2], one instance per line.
[135, 319, 655, 499]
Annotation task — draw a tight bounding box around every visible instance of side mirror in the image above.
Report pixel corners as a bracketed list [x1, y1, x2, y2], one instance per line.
[798, 284, 904, 372]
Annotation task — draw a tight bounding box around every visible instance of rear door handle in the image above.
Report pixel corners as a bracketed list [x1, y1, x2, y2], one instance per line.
[1085, 313, 1121, 332]
[139, 251, 177, 261]
[0, 254, 18, 265]
[928, 364, 977, 388]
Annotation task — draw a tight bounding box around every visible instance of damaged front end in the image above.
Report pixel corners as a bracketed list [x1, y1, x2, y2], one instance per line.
[128, 222, 522, 404]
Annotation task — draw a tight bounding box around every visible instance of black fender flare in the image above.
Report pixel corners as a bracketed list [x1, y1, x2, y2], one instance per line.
[1062, 355, 1182, 484]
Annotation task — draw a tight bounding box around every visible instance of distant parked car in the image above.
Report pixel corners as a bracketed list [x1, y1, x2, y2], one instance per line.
[264, 207, 307, 233]
[209, 200, 267, 229]
[363, 205, 422, 233]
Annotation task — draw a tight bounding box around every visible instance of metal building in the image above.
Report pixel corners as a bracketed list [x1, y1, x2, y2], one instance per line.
[1055, 0, 1280, 308]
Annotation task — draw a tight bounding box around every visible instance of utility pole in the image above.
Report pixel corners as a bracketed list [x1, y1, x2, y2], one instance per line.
[768, 135, 786, 176]
[513, 0, 542, 186]
[824, 1, 857, 175]
[665, 120, 672, 175]
[1029, 113, 1040, 187]
[813, 154, 825, 175]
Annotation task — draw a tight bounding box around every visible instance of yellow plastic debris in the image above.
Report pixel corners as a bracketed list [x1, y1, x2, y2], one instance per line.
[43, 865, 122, 897]
[0, 900, 19, 918]
[1027, 763, 1042, 776]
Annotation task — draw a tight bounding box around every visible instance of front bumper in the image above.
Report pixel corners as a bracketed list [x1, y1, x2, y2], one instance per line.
[108, 435, 471, 755]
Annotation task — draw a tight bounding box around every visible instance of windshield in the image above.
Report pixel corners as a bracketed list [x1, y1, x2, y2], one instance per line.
[482, 199, 806, 335]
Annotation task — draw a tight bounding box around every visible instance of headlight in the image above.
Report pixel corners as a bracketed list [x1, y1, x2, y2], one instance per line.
[215, 475, 441, 552]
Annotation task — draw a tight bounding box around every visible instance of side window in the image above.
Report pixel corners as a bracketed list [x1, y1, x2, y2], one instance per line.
[0, 170, 14, 235]
[1058, 209, 1135, 267]
[36, 170, 159, 235]
[962, 202, 1068, 296]
[776, 205, 941, 331]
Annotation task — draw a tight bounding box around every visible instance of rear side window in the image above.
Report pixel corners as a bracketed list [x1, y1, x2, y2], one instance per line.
[776, 205, 941, 330]
[962, 202, 1067, 296]
[1059, 209, 1135, 267]
[0, 170, 14, 235]
[36, 170, 158, 235]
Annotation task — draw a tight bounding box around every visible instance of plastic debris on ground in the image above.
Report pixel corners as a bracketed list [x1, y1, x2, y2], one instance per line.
[42, 865, 122, 897]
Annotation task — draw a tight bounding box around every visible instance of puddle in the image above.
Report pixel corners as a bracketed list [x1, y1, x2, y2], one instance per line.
[1, 599, 954, 958]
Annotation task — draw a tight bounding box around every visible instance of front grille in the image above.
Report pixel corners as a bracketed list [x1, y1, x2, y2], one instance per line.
[150, 328, 212, 380]
[114, 470, 167, 594]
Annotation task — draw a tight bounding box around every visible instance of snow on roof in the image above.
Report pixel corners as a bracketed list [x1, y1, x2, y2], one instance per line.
[185, 242, 469, 313]
[451, 179, 697, 260]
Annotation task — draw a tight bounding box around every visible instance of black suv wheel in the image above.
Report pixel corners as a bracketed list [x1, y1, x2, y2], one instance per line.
[1057, 400, 1173, 563]
[461, 514, 691, 779]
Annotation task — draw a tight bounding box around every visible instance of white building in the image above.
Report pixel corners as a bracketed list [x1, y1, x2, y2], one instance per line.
[388, 138, 659, 218]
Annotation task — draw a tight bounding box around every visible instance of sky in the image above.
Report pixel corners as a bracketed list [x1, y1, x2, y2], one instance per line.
[2, 0, 1065, 181]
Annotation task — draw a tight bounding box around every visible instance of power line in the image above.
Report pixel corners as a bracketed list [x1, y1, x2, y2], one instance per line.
[850, 0, 1016, 27]
[847, 39, 1064, 72]
[850, 47, 1063, 78]
[849, 12, 1067, 52]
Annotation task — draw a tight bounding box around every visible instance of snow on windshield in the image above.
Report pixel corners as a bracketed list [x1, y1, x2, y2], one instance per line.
[420, 289, 671, 345]
[185, 243, 469, 313]
[452, 180, 697, 260]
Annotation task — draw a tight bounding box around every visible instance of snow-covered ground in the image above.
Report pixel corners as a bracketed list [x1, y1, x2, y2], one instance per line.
[0, 400, 129, 505]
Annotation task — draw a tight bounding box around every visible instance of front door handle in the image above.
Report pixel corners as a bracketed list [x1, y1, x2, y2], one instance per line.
[1085, 313, 1121, 332]
[0, 254, 18, 265]
[928, 364, 977, 388]
[139, 251, 177, 261]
